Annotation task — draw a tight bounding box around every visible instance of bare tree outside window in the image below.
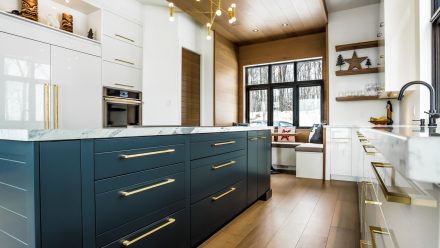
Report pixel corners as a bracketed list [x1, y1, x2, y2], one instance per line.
[246, 66, 269, 85]
[273, 88, 293, 126]
[272, 63, 294, 83]
[299, 86, 321, 127]
[297, 60, 322, 81]
[249, 90, 268, 126]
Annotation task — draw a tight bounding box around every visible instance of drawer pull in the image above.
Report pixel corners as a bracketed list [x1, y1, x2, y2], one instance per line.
[122, 218, 176, 246]
[360, 240, 371, 247]
[114, 83, 134, 88]
[259, 136, 267, 139]
[120, 178, 175, 197]
[212, 141, 236, 147]
[362, 145, 377, 155]
[115, 34, 135, 43]
[248, 137, 258, 141]
[363, 182, 382, 206]
[369, 225, 390, 248]
[115, 58, 135, 65]
[212, 187, 236, 201]
[371, 162, 411, 205]
[120, 149, 176, 159]
[212, 160, 236, 170]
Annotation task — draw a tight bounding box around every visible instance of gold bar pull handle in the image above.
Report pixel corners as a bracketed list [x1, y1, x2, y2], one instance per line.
[212, 160, 236, 170]
[248, 137, 258, 141]
[120, 149, 176, 159]
[120, 179, 175, 197]
[54, 84, 59, 129]
[360, 240, 372, 247]
[369, 225, 390, 248]
[212, 141, 236, 147]
[114, 34, 135, 43]
[259, 136, 267, 139]
[115, 58, 135, 66]
[363, 145, 377, 155]
[114, 83, 134, 88]
[44, 83, 50, 129]
[363, 182, 382, 206]
[212, 187, 236, 201]
[122, 218, 176, 247]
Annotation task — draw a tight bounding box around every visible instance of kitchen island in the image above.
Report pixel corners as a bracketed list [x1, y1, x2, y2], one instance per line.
[0, 127, 272, 248]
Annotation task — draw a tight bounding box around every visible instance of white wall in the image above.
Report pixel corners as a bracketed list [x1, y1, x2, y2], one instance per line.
[142, 4, 214, 126]
[328, 4, 400, 125]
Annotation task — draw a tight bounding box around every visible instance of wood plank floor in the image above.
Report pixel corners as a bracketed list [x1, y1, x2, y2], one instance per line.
[199, 174, 360, 248]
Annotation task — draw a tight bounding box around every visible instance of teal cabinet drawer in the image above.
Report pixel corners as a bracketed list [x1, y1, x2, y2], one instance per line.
[94, 144, 185, 180]
[190, 132, 246, 160]
[102, 209, 188, 248]
[94, 135, 185, 153]
[190, 150, 246, 203]
[190, 179, 247, 246]
[95, 163, 185, 234]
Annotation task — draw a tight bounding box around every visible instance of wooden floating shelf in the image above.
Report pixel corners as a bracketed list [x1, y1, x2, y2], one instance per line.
[336, 68, 379, 76]
[336, 92, 399, 102]
[335, 40, 381, 52]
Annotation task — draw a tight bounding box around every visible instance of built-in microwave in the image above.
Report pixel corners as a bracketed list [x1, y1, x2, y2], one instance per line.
[103, 87, 142, 127]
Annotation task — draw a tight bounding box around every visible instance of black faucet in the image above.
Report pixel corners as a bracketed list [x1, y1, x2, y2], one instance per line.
[397, 81, 440, 126]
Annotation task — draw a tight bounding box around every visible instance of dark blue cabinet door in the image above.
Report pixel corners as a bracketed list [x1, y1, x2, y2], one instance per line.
[247, 132, 259, 205]
[257, 131, 271, 197]
[40, 141, 82, 248]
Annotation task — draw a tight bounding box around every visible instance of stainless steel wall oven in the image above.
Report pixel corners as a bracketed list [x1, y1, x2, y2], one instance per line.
[103, 87, 142, 127]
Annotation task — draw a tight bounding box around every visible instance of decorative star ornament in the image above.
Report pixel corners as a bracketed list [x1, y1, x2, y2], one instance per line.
[344, 51, 367, 70]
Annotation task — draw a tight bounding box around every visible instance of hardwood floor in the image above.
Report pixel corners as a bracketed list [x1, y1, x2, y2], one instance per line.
[199, 174, 360, 248]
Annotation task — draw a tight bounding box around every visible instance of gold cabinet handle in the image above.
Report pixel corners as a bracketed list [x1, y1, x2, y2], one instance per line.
[44, 83, 50, 129]
[122, 218, 176, 246]
[120, 178, 175, 197]
[371, 162, 411, 205]
[114, 83, 134, 88]
[363, 145, 377, 155]
[212, 187, 236, 201]
[360, 240, 372, 247]
[212, 160, 236, 170]
[120, 149, 175, 159]
[54, 84, 59, 129]
[248, 137, 258, 141]
[212, 141, 236, 147]
[259, 136, 267, 139]
[115, 58, 135, 65]
[114, 34, 135, 43]
[369, 226, 390, 248]
[362, 181, 382, 206]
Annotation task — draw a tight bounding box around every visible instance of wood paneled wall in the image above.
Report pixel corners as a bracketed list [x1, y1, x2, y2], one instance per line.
[237, 32, 328, 123]
[214, 33, 239, 126]
[182, 48, 201, 126]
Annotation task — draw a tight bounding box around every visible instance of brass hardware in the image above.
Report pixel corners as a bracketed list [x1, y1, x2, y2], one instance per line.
[212, 187, 236, 201]
[115, 58, 135, 65]
[370, 226, 390, 248]
[360, 240, 372, 247]
[259, 136, 267, 139]
[363, 145, 377, 155]
[212, 141, 236, 147]
[44, 83, 50, 129]
[248, 137, 258, 141]
[371, 162, 411, 205]
[120, 179, 175, 197]
[122, 218, 176, 246]
[104, 97, 142, 105]
[120, 149, 176, 159]
[114, 83, 134, 88]
[54, 84, 59, 129]
[114, 34, 135, 43]
[212, 160, 236, 170]
[362, 181, 382, 206]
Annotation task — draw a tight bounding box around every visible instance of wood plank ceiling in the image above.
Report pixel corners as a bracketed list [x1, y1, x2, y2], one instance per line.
[171, 0, 328, 45]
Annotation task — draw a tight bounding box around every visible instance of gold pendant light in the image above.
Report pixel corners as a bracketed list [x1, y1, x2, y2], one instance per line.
[168, 0, 237, 40]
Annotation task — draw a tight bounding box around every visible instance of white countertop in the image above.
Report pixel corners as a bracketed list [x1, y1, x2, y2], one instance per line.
[0, 126, 271, 142]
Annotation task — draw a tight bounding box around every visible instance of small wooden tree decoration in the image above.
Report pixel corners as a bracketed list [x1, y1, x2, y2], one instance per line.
[336, 54, 345, 71]
[87, 28, 94, 39]
[365, 58, 372, 68]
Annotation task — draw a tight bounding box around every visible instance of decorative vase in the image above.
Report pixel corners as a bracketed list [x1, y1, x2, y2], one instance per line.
[60, 13, 73, 33]
[21, 0, 38, 21]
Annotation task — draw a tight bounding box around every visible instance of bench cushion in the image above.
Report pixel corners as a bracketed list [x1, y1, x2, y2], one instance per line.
[271, 142, 304, 148]
[295, 143, 323, 153]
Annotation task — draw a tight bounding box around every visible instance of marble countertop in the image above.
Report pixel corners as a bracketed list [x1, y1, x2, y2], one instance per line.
[0, 126, 271, 142]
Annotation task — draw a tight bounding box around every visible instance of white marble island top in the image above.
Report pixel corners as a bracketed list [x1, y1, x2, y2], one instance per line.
[0, 126, 271, 142]
[361, 126, 440, 183]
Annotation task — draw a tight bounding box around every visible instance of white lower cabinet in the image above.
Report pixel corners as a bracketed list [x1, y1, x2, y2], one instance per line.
[330, 138, 352, 177]
[51, 46, 102, 129]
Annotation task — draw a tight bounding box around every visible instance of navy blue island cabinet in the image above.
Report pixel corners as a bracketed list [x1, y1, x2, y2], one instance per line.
[0, 130, 272, 248]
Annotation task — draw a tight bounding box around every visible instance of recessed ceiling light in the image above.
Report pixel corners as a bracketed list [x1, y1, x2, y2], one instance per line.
[282, 23, 289, 27]
[252, 29, 259, 32]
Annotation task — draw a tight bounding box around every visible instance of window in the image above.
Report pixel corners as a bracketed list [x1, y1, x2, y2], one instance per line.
[246, 59, 323, 127]
[432, 0, 440, 110]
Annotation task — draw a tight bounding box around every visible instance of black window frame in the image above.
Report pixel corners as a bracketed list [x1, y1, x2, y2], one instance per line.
[432, 0, 440, 110]
[245, 59, 324, 128]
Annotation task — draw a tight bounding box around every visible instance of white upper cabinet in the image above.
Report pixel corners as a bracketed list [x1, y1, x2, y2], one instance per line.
[102, 35, 143, 69]
[51, 46, 102, 129]
[0, 32, 51, 129]
[102, 61, 142, 91]
[102, 10, 143, 47]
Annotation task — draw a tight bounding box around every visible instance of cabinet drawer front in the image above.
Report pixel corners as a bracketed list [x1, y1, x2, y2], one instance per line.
[331, 128, 351, 139]
[191, 179, 247, 246]
[96, 165, 185, 234]
[103, 36, 142, 69]
[102, 209, 187, 248]
[102, 61, 142, 91]
[103, 11, 142, 47]
[94, 135, 185, 153]
[191, 150, 246, 203]
[190, 132, 246, 160]
[95, 144, 185, 179]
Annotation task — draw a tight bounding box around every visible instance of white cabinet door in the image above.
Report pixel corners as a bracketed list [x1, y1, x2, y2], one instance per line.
[51, 46, 102, 129]
[330, 139, 352, 176]
[0, 32, 51, 129]
[102, 10, 143, 47]
[102, 36, 142, 69]
[102, 61, 142, 91]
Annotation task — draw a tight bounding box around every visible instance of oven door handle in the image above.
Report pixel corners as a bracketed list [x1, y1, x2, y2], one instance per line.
[104, 98, 142, 105]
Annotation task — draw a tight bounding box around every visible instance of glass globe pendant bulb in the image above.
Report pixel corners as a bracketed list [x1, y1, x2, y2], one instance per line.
[216, 9, 222, 16]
